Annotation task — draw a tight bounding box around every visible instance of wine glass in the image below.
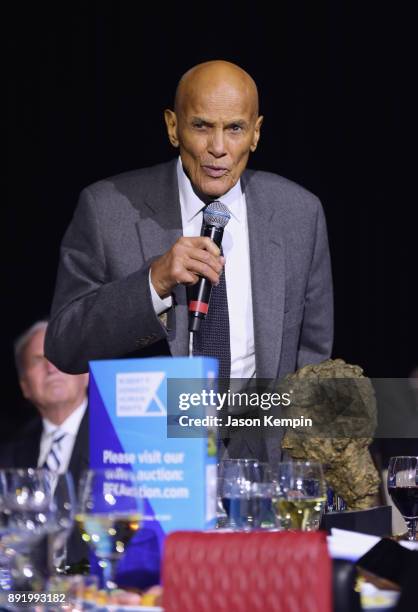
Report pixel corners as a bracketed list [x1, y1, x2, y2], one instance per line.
[218, 459, 275, 530]
[0, 468, 55, 590]
[273, 461, 326, 531]
[387, 456, 418, 541]
[76, 468, 143, 589]
[0, 471, 13, 589]
[46, 472, 76, 574]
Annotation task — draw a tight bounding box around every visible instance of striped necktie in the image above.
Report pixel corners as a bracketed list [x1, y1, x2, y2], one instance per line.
[43, 430, 67, 472]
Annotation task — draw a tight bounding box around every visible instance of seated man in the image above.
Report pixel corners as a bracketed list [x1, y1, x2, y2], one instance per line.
[4, 320, 160, 586]
[5, 320, 89, 479]
[2, 320, 89, 567]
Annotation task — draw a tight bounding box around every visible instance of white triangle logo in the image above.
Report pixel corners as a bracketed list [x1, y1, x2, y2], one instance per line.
[116, 371, 166, 417]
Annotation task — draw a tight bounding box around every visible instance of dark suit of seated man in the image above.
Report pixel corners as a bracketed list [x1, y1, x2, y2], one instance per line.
[1, 320, 89, 568]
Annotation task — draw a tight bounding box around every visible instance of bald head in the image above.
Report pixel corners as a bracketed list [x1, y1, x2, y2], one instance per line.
[175, 61, 259, 119]
[165, 60, 263, 198]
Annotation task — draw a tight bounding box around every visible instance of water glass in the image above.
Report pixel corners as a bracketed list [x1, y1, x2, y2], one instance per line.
[218, 459, 276, 530]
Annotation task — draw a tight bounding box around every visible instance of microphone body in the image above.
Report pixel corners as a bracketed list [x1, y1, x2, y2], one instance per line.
[188, 201, 230, 333]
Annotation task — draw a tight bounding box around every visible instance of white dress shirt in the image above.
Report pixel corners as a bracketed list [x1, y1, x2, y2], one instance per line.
[149, 157, 255, 379]
[37, 400, 87, 473]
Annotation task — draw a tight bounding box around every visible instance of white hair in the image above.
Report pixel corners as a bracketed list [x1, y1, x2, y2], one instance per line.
[14, 320, 48, 376]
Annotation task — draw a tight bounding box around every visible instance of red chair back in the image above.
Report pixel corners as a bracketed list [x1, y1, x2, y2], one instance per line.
[162, 530, 332, 612]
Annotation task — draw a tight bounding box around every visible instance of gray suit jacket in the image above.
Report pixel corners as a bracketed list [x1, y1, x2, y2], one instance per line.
[45, 158, 333, 382]
[45, 159, 333, 464]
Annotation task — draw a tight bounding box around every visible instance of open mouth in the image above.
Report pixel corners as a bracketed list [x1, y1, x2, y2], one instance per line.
[202, 166, 229, 178]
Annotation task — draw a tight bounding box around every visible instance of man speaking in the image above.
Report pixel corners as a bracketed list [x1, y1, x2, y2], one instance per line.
[45, 60, 333, 394]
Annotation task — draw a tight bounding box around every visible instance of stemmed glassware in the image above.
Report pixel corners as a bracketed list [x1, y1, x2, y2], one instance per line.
[0, 468, 55, 590]
[273, 461, 326, 531]
[387, 456, 418, 541]
[218, 459, 276, 530]
[46, 472, 76, 575]
[76, 468, 143, 589]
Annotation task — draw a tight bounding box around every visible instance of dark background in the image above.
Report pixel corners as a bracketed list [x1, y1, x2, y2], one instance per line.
[4, 1, 416, 441]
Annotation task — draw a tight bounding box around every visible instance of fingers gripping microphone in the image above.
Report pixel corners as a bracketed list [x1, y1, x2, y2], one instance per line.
[188, 201, 231, 333]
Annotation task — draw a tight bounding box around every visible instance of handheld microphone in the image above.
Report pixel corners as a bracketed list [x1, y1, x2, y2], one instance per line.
[188, 201, 231, 333]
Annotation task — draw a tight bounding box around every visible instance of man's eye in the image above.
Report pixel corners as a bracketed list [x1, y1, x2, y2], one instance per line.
[28, 355, 45, 368]
[229, 124, 243, 132]
[192, 122, 206, 129]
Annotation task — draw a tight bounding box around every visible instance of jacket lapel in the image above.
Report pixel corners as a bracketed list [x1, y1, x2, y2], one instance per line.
[134, 160, 189, 356]
[133, 161, 286, 371]
[14, 418, 43, 467]
[243, 170, 285, 379]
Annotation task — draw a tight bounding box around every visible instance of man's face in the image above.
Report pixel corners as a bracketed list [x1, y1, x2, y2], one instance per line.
[165, 81, 263, 198]
[19, 328, 88, 414]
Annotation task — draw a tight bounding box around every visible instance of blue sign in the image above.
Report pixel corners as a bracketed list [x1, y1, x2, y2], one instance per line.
[88, 356, 218, 588]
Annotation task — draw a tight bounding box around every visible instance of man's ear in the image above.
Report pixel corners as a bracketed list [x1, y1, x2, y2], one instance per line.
[19, 377, 29, 400]
[164, 109, 179, 148]
[250, 115, 264, 152]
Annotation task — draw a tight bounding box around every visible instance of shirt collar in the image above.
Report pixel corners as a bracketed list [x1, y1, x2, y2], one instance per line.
[42, 399, 87, 437]
[176, 157, 243, 223]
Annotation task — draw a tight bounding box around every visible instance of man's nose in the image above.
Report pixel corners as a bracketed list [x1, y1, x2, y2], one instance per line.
[208, 128, 226, 157]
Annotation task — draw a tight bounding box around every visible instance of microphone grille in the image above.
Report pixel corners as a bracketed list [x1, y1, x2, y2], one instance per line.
[203, 201, 231, 228]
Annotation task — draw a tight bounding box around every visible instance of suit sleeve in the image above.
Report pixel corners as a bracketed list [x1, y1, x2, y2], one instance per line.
[45, 188, 168, 374]
[297, 200, 334, 368]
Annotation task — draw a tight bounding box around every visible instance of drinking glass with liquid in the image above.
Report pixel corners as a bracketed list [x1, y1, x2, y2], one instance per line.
[388, 456, 418, 541]
[76, 469, 143, 589]
[273, 461, 326, 531]
[218, 459, 276, 531]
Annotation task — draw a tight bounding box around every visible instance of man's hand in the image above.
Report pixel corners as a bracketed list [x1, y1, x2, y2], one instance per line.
[150, 236, 225, 299]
